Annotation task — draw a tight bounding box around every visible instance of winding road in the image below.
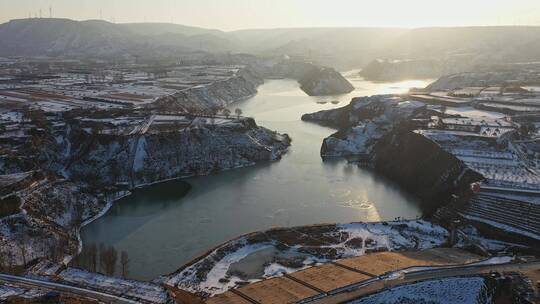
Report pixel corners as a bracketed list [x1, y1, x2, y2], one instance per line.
[0, 273, 140, 304]
[2, 260, 540, 303]
[306, 260, 540, 304]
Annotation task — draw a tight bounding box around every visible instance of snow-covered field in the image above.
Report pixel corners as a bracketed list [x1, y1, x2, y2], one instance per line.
[347, 277, 489, 304]
[59, 268, 169, 304]
[0, 283, 46, 301]
[418, 129, 540, 192]
[166, 220, 449, 296]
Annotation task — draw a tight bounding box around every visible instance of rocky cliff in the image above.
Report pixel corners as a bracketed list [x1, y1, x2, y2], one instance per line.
[372, 129, 484, 214]
[320, 122, 387, 157]
[303, 95, 428, 157]
[153, 67, 263, 112]
[65, 118, 290, 187]
[303, 94, 482, 213]
[302, 95, 402, 128]
[0, 110, 290, 269]
[0, 180, 107, 267]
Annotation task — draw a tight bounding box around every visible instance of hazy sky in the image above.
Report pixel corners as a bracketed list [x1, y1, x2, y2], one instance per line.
[2, 0, 540, 31]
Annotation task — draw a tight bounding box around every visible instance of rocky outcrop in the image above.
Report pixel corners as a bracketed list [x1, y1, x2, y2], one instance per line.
[302, 95, 404, 128]
[303, 95, 428, 157]
[0, 109, 290, 269]
[153, 67, 263, 112]
[0, 180, 106, 267]
[298, 67, 354, 96]
[320, 122, 386, 157]
[305, 94, 483, 213]
[301, 104, 352, 128]
[372, 129, 484, 214]
[272, 60, 354, 96]
[65, 118, 290, 187]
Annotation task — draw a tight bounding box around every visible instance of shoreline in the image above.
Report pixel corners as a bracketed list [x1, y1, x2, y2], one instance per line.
[69, 110, 291, 276]
[71, 147, 290, 272]
[163, 218, 428, 281]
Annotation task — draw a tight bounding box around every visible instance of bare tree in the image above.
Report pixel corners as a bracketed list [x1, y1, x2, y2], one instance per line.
[0, 251, 5, 272]
[207, 108, 218, 125]
[120, 251, 130, 278]
[5, 251, 14, 272]
[87, 244, 98, 272]
[100, 246, 118, 276]
[234, 108, 243, 119]
[50, 238, 67, 263]
[16, 234, 28, 268]
[520, 122, 537, 137]
[71, 205, 84, 230]
[222, 108, 231, 118]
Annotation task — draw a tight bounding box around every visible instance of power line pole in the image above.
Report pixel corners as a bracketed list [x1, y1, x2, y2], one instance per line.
[49, 6, 52, 18]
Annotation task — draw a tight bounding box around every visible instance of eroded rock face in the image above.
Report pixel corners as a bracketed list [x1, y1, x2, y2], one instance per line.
[321, 122, 385, 157]
[0, 181, 105, 267]
[304, 94, 483, 213]
[65, 118, 290, 187]
[154, 67, 263, 112]
[0, 110, 290, 269]
[372, 129, 484, 214]
[302, 95, 405, 128]
[303, 95, 427, 157]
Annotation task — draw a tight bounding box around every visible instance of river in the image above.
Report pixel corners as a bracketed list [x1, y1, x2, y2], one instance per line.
[80, 73, 432, 280]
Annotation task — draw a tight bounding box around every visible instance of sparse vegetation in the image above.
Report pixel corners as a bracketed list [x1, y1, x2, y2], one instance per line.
[222, 108, 231, 118]
[234, 108, 243, 119]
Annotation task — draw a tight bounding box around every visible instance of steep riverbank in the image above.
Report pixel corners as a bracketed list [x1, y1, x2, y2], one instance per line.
[301, 94, 484, 214]
[0, 110, 290, 269]
[65, 117, 290, 187]
[153, 67, 263, 112]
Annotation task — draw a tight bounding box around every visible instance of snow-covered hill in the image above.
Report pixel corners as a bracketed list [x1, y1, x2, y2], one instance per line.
[0, 18, 235, 58]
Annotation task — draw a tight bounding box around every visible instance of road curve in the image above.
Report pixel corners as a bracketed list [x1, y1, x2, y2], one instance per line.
[304, 260, 540, 304]
[0, 273, 140, 304]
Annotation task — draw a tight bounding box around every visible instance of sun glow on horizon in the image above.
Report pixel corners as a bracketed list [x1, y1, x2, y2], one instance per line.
[2, 0, 540, 30]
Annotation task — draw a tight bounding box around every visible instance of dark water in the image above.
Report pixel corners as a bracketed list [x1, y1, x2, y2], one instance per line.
[80, 75, 432, 280]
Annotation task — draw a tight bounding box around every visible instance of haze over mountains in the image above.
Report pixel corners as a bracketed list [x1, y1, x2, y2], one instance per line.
[3, 18, 540, 70]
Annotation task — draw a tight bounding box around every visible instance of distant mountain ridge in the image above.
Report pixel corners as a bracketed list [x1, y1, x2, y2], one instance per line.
[0, 18, 234, 58]
[120, 22, 225, 37]
[230, 26, 540, 68]
[3, 18, 540, 71]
